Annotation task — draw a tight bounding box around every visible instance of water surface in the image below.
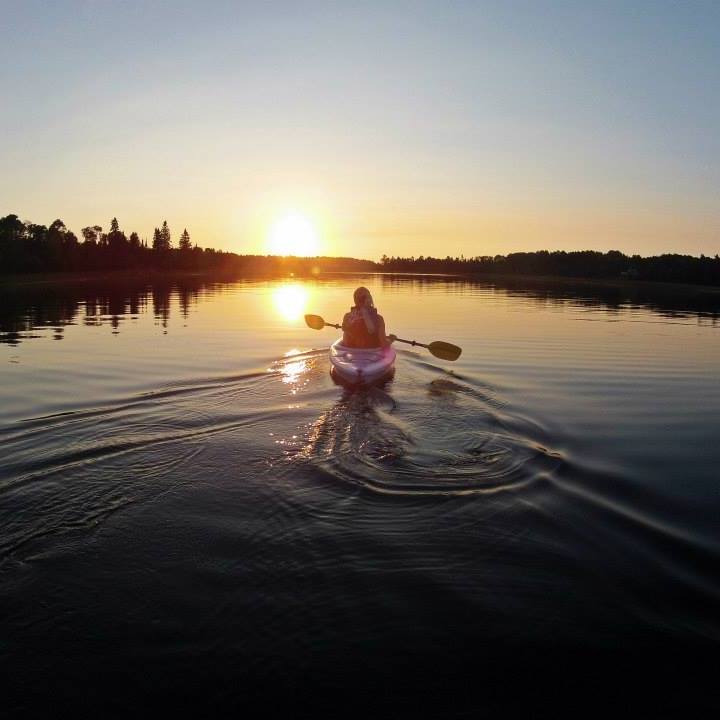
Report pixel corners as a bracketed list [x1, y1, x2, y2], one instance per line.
[2, 275, 719, 714]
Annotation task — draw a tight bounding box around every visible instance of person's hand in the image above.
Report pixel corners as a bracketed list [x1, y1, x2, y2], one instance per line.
[388, 334, 397, 343]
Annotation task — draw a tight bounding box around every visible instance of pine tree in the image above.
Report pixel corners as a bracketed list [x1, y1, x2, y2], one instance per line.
[152, 227, 162, 250]
[160, 220, 171, 249]
[107, 217, 127, 249]
[179, 228, 191, 251]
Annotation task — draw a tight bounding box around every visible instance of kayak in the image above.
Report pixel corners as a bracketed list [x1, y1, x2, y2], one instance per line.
[329, 338, 396, 385]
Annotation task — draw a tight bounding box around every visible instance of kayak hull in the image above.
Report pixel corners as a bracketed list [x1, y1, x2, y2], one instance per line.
[329, 339, 396, 386]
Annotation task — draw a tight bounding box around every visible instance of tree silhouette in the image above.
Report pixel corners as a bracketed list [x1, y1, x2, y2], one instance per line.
[179, 228, 191, 251]
[152, 223, 171, 252]
[2, 211, 719, 286]
[81, 226, 98, 246]
[160, 220, 171, 250]
[107, 217, 127, 250]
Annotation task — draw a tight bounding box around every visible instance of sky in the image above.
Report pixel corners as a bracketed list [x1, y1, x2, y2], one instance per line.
[1, 0, 719, 259]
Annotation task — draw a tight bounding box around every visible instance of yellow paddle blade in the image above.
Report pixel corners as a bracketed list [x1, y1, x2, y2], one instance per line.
[304, 314, 326, 330]
[428, 341, 462, 361]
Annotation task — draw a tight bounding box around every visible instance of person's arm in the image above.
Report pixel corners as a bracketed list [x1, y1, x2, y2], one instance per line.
[360, 306, 376, 334]
[341, 312, 353, 344]
[377, 315, 396, 347]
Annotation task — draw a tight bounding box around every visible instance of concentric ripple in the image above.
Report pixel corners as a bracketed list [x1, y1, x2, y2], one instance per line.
[298, 372, 563, 496]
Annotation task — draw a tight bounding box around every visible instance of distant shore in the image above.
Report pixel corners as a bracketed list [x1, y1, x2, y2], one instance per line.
[4, 213, 719, 288]
[464, 272, 720, 296]
[2, 267, 720, 297]
[0, 269, 229, 288]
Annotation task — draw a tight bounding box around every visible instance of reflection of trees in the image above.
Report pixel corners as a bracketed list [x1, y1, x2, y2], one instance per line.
[129, 292, 142, 317]
[84, 296, 99, 325]
[0, 278, 212, 345]
[1, 274, 718, 347]
[176, 281, 200, 320]
[0, 288, 81, 344]
[378, 275, 720, 323]
[152, 285, 172, 328]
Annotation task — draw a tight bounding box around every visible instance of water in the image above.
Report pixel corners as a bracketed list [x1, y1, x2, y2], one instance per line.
[1, 274, 719, 715]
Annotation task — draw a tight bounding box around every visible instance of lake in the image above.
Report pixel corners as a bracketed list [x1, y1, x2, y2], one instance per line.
[1, 274, 719, 715]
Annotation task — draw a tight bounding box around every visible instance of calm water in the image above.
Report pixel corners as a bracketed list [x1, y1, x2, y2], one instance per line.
[2, 274, 719, 715]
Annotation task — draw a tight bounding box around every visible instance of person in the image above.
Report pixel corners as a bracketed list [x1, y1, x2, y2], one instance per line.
[342, 287, 396, 349]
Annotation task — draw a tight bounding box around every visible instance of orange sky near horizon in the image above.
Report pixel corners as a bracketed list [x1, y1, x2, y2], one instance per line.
[6, 185, 717, 261]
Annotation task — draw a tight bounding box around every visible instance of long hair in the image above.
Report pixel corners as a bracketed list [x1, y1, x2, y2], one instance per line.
[353, 286, 374, 308]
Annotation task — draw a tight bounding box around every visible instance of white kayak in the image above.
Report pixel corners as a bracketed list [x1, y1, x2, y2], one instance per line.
[330, 338, 396, 385]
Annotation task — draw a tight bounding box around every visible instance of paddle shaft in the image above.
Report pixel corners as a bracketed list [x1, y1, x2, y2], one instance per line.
[393, 336, 429, 349]
[322, 321, 425, 348]
[305, 314, 461, 360]
[321, 322, 422, 347]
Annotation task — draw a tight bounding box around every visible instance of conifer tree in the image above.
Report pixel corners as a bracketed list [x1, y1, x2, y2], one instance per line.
[179, 228, 191, 251]
[107, 217, 127, 249]
[160, 220, 171, 249]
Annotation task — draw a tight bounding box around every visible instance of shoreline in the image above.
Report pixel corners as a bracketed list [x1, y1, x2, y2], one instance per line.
[1, 267, 719, 296]
[464, 272, 720, 296]
[0, 269, 231, 288]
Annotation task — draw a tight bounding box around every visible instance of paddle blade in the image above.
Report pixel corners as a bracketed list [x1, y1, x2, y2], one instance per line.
[304, 314, 326, 330]
[428, 341, 462, 361]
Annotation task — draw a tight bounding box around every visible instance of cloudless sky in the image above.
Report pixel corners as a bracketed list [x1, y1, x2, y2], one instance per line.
[1, 0, 718, 258]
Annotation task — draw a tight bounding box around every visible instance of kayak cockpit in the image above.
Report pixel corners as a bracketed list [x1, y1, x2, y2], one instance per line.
[329, 339, 396, 385]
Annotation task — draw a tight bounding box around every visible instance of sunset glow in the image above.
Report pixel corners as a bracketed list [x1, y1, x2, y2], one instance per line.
[2, 4, 719, 258]
[267, 213, 320, 257]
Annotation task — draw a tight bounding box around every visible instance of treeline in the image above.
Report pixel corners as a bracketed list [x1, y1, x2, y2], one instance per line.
[0, 214, 377, 276]
[0, 214, 230, 273]
[2, 213, 719, 286]
[379, 250, 720, 286]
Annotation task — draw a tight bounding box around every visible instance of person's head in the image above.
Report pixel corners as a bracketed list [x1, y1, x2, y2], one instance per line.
[353, 286, 374, 308]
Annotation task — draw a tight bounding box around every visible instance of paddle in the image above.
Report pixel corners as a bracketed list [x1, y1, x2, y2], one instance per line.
[304, 314, 462, 361]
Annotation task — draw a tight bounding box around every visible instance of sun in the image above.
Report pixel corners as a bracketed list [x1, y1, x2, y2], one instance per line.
[267, 212, 320, 256]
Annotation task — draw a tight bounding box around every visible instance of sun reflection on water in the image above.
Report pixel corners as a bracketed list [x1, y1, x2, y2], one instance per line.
[281, 348, 308, 388]
[272, 284, 311, 323]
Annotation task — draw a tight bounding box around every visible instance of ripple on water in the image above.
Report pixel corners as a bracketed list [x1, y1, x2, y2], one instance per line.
[296, 371, 563, 497]
[0, 367, 288, 563]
